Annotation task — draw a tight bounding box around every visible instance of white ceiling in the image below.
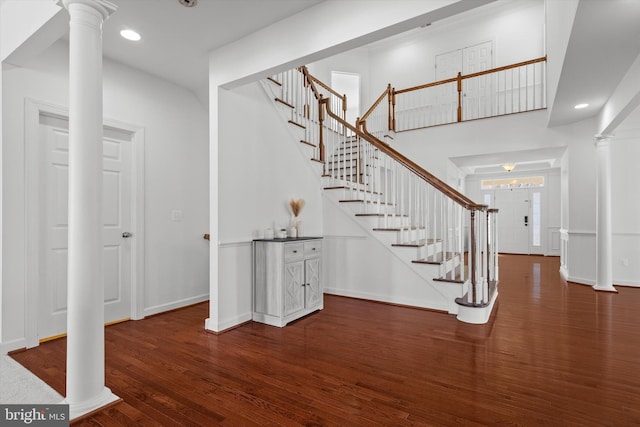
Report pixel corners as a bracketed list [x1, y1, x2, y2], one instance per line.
[548, 0, 640, 127]
[49, 0, 639, 175]
[97, 0, 324, 98]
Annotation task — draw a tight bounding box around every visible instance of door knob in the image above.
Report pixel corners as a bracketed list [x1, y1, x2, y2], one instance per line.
[122, 232, 133, 238]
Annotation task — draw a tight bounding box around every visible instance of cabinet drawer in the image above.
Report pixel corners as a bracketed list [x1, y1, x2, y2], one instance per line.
[304, 240, 322, 257]
[284, 243, 304, 261]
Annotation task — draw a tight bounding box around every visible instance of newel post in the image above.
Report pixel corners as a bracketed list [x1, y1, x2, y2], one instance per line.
[469, 208, 477, 303]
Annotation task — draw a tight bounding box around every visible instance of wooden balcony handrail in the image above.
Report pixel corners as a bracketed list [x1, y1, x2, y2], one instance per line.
[393, 56, 547, 95]
[461, 55, 547, 80]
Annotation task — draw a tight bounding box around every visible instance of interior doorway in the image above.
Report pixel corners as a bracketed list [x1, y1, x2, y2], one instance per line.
[436, 41, 493, 119]
[331, 71, 360, 127]
[37, 114, 134, 340]
[24, 99, 146, 348]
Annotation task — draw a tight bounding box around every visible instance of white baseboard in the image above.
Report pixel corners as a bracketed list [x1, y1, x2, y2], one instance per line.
[0, 338, 27, 355]
[205, 312, 252, 333]
[566, 275, 595, 286]
[324, 287, 448, 313]
[143, 294, 209, 318]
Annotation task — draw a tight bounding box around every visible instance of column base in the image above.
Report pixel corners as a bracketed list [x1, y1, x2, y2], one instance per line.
[593, 284, 618, 293]
[64, 387, 121, 420]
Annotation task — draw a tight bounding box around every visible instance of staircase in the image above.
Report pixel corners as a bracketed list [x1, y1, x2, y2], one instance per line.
[261, 67, 499, 324]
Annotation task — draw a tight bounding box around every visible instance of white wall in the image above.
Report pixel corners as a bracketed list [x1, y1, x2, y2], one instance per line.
[322, 196, 453, 312]
[610, 127, 640, 286]
[367, 0, 545, 94]
[1, 40, 209, 351]
[212, 81, 323, 331]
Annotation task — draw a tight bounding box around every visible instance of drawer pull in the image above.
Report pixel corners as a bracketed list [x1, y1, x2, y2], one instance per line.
[293, 250, 297, 253]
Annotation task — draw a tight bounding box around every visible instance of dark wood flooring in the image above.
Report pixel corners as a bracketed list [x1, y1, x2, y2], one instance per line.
[11, 255, 640, 426]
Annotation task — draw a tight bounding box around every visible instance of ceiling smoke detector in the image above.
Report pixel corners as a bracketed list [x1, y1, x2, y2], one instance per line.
[179, 0, 197, 7]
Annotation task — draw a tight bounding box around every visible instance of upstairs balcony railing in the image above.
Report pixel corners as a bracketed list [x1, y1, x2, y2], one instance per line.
[364, 56, 547, 135]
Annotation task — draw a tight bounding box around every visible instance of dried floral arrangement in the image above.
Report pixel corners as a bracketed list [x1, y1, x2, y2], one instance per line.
[289, 198, 305, 217]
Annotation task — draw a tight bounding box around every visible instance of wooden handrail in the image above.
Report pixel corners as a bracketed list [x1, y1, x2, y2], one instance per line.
[461, 56, 546, 80]
[320, 98, 483, 211]
[360, 84, 391, 122]
[299, 66, 345, 102]
[393, 56, 547, 95]
[394, 76, 459, 95]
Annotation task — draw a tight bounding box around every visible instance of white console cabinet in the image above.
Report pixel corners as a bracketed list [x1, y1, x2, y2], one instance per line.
[253, 237, 323, 327]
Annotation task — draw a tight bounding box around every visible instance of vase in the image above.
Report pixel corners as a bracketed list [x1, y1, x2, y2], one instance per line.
[264, 228, 274, 240]
[296, 219, 303, 237]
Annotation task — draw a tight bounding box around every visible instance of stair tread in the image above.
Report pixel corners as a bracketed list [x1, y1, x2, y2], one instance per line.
[391, 238, 440, 248]
[288, 119, 305, 129]
[300, 140, 316, 148]
[323, 186, 382, 195]
[436, 275, 466, 284]
[338, 199, 393, 205]
[412, 252, 455, 265]
[373, 226, 425, 231]
[275, 97, 294, 109]
[356, 213, 408, 217]
[267, 77, 282, 86]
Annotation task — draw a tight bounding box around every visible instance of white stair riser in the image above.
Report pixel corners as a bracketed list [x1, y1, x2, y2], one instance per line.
[373, 230, 424, 246]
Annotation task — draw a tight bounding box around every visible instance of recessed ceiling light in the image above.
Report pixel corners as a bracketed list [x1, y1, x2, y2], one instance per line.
[120, 29, 141, 41]
[574, 103, 589, 109]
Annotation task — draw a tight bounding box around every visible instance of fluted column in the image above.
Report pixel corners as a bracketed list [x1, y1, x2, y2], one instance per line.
[59, 0, 119, 419]
[593, 135, 616, 292]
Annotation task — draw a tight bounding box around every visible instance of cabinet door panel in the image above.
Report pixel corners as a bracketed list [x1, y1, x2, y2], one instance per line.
[284, 261, 305, 316]
[305, 258, 322, 308]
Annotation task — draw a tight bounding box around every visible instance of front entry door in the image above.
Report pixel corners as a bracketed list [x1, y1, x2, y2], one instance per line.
[38, 114, 133, 341]
[492, 187, 544, 255]
[493, 188, 531, 254]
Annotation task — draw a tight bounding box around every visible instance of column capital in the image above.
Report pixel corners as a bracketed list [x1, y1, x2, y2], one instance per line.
[58, 0, 117, 20]
[594, 134, 614, 147]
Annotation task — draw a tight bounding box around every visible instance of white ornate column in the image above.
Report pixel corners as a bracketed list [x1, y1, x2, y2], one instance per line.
[59, 0, 119, 419]
[594, 135, 616, 292]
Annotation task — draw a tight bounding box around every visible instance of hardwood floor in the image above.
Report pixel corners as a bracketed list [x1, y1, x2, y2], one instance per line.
[11, 255, 640, 426]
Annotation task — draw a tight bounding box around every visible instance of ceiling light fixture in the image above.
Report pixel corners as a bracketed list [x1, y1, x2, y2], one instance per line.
[574, 103, 589, 109]
[120, 29, 141, 41]
[502, 163, 516, 172]
[179, 0, 197, 6]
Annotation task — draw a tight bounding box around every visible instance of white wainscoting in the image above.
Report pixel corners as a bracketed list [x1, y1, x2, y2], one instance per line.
[216, 241, 254, 331]
[547, 227, 561, 256]
[612, 232, 640, 287]
[561, 230, 640, 287]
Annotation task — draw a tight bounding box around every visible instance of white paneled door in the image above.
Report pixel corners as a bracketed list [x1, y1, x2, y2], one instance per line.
[492, 187, 544, 255]
[38, 115, 133, 340]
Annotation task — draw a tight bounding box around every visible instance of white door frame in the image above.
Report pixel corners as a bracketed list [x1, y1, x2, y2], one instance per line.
[24, 98, 146, 348]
